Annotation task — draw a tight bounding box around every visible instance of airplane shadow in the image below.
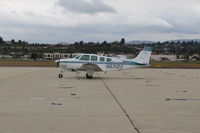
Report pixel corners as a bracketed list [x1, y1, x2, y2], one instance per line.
[62, 76, 153, 81]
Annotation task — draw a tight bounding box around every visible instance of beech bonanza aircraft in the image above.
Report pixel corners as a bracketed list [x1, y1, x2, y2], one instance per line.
[56, 47, 153, 79]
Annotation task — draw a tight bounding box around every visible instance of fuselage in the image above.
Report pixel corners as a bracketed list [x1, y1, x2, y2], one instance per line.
[58, 54, 147, 72]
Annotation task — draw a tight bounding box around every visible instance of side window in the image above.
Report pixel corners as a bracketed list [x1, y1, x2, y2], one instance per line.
[75, 55, 81, 59]
[79, 55, 90, 60]
[106, 58, 112, 62]
[91, 56, 98, 61]
[100, 57, 105, 62]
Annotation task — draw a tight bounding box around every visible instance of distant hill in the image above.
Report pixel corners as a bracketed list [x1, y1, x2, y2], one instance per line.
[58, 42, 69, 45]
[126, 39, 200, 45]
[166, 39, 200, 43]
[126, 40, 156, 45]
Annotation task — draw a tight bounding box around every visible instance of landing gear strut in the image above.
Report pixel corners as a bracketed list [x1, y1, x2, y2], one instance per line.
[86, 70, 94, 79]
[86, 74, 93, 79]
[58, 73, 63, 78]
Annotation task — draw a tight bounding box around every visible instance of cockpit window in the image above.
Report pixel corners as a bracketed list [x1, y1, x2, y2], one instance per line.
[91, 56, 98, 61]
[79, 55, 90, 61]
[74, 54, 81, 59]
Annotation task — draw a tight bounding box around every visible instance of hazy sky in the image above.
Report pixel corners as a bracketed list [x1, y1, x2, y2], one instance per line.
[1, 0, 200, 43]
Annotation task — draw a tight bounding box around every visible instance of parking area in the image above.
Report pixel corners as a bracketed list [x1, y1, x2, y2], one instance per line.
[0, 67, 200, 133]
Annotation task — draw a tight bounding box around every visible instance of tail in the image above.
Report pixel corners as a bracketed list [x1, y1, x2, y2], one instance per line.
[133, 47, 153, 64]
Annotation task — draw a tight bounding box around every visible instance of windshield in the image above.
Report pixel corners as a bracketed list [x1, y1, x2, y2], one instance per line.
[74, 54, 81, 59]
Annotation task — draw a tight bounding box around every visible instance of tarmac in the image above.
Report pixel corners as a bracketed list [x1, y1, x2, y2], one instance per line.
[0, 67, 200, 133]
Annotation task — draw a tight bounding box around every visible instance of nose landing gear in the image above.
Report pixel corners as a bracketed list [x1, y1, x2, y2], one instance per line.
[58, 73, 63, 78]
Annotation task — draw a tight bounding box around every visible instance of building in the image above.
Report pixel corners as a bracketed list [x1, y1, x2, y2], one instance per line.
[117, 54, 127, 58]
[96, 52, 104, 56]
[151, 54, 177, 61]
[104, 53, 116, 57]
[21, 54, 31, 60]
[53, 53, 61, 59]
[124, 53, 136, 59]
[0, 55, 12, 58]
[44, 53, 54, 60]
[189, 54, 200, 61]
[44, 53, 74, 60]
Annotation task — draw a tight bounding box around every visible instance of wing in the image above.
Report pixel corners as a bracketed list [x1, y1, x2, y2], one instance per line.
[79, 63, 103, 71]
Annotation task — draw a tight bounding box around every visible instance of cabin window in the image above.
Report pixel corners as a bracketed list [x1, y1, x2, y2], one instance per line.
[79, 55, 90, 60]
[91, 56, 98, 61]
[100, 57, 105, 61]
[106, 58, 112, 62]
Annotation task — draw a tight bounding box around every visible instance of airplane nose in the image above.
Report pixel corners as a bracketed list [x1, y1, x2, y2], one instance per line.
[60, 61, 68, 69]
[55, 59, 60, 67]
[57, 61, 60, 67]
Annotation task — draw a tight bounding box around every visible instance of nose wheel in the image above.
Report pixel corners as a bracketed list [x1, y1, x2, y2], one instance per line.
[58, 73, 63, 78]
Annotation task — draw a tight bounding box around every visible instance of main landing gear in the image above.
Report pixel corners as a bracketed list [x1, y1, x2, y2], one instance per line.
[86, 70, 94, 79]
[58, 70, 94, 79]
[86, 74, 93, 79]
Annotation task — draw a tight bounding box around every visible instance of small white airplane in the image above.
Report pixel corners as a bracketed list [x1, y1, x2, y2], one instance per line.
[56, 47, 153, 79]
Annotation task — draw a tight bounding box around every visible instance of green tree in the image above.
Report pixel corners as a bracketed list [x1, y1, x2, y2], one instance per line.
[0, 36, 3, 43]
[11, 39, 15, 44]
[102, 41, 107, 45]
[18, 40, 22, 44]
[120, 38, 125, 45]
[79, 41, 84, 45]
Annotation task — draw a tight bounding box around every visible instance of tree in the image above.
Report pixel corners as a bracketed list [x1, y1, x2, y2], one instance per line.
[79, 41, 84, 45]
[18, 40, 22, 44]
[31, 53, 37, 60]
[0, 36, 3, 43]
[102, 41, 108, 45]
[120, 38, 125, 44]
[11, 39, 15, 44]
[120, 38, 125, 45]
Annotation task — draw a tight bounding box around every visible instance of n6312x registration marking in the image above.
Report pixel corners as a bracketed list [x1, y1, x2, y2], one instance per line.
[106, 64, 123, 69]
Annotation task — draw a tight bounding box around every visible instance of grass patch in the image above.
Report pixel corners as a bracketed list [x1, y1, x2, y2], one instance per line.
[0, 59, 56, 67]
[1, 59, 200, 68]
[150, 61, 200, 68]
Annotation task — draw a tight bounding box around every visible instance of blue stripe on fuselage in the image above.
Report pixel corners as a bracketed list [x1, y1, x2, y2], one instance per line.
[60, 61, 147, 66]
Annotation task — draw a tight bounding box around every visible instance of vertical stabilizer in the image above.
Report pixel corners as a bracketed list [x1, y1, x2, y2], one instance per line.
[133, 47, 153, 64]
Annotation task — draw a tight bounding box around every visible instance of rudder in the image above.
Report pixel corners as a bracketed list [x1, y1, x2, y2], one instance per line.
[133, 47, 153, 64]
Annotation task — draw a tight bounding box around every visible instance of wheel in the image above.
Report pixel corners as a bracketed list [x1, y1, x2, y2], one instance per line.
[86, 74, 93, 79]
[58, 73, 63, 78]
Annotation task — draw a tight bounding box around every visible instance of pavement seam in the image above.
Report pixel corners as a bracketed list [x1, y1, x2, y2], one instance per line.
[0, 114, 120, 117]
[100, 76, 140, 133]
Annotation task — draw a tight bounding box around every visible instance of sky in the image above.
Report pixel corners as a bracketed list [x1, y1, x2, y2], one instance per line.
[1, 0, 200, 43]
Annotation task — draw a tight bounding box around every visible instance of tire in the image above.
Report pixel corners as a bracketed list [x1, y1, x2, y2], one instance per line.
[86, 74, 93, 79]
[58, 73, 63, 78]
